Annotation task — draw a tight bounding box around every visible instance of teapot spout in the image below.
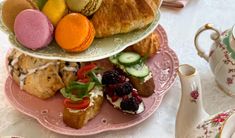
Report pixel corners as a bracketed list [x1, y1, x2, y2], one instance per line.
[176, 64, 208, 138]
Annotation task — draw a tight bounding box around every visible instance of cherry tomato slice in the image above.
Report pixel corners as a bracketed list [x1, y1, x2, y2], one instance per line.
[78, 77, 90, 83]
[64, 97, 90, 110]
[77, 63, 97, 79]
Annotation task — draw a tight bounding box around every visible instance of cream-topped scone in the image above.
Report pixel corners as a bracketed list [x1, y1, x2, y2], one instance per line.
[8, 49, 79, 99]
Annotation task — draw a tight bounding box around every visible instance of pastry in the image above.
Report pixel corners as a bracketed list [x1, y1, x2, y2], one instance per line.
[59, 62, 80, 86]
[2, 0, 37, 32]
[91, 0, 155, 38]
[66, 0, 102, 16]
[14, 9, 54, 50]
[61, 64, 103, 129]
[8, 49, 79, 99]
[55, 13, 95, 52]
[153, 0, 162, 9]
[109, 52, 155, 97]
[131, 32, 160, 58]
[102, 70, 145, 114]
[42, 0, 68, 26]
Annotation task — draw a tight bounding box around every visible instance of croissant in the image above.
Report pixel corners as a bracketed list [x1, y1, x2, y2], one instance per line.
[91, 0, 158, 38]
[129, 31, 160, 58]
[152, 0, 162, 9]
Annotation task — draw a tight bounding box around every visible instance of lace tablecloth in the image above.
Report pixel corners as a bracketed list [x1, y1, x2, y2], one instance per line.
[1, 0, 235, 137]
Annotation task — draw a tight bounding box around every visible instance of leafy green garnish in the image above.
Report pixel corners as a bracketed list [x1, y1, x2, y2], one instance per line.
[87, 71, 102, 85]
[87, 82, 95, 91]
[60, 64, 104, 102]
[60, 81, 95, 102]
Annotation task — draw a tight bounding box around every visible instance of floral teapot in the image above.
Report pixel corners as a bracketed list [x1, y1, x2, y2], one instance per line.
[195, 24, 235, 96]
[176, 64, 235, 138]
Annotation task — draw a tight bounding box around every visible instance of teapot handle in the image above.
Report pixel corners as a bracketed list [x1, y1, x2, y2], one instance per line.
[194, 24, 220, 62]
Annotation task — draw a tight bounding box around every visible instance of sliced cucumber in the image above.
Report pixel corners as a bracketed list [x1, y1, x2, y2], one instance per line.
[118, 52, 141, 66]
[126, 64, 149, 78]
[109, 55, 119, 65]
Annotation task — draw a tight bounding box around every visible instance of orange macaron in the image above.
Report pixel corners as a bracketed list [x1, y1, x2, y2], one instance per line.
[55, 13, 95, 52]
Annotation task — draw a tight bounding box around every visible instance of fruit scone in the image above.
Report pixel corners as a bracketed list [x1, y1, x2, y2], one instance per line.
[60, 63, 103, 129]
[8, 49, 80, 99]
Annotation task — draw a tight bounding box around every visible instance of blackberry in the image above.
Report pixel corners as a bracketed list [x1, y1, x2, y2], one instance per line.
[114, 82, 133, 97]
[102, 70, 120, 85]
[120, 97, 139, 112]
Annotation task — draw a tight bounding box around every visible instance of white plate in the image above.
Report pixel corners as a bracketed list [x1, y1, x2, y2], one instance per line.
[0, 2, 160, 62]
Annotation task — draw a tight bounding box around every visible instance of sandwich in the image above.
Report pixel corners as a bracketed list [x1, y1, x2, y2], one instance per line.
[109, 52, 155, 97]
[102, 69, 145, 114]
[61, 63, 103, 129]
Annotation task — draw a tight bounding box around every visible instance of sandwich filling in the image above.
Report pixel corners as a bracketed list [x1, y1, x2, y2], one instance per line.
[61, 63, 103, 112]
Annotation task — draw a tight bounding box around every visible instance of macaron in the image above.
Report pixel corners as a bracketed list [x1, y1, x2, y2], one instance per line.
[66, 0, 102, 16]
[14, 9, 54, 50]
[2, 0, 37, 32]
[55, 13, 95, 52]
[42, 0, 68, 26]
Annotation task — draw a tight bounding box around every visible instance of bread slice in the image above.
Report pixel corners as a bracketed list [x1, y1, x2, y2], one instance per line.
[129, 75, 155, 97]
[63, 87, 103, 129]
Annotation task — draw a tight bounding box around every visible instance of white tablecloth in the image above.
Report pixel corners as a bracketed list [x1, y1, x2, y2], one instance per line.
[1, 0, 235, 137]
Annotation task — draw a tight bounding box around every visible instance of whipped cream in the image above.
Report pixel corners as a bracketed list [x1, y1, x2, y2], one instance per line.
[8, 52, 23, 73]
[61, 66, 78, 72]
[106, 93, 145, 114]
[10, 52, 23, 66]
[143, 72, 152, 83]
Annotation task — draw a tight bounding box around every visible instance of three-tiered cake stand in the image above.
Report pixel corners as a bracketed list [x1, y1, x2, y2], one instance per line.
[1, 2, 179, 136]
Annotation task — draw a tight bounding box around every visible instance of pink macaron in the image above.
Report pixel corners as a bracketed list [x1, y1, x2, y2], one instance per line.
[14, 9, 54, 50]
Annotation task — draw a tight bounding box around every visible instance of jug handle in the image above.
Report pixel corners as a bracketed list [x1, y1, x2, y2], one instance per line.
[194, 24, 220, 62]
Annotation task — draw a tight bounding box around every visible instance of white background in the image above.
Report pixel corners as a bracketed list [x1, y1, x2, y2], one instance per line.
[1, 0, 235, 137]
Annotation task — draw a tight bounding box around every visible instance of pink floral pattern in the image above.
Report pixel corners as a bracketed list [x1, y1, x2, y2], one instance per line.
[227, 77, 233, 85]
[212, 113, 229, 124]
[190, 89, 199, 103]
[196, 109, 235, 138]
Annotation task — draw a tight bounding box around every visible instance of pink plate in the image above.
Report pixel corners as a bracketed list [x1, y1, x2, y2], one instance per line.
[4, 25, 179, 136]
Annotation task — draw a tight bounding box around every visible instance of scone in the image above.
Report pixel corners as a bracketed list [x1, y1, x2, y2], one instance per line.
[59, 62, 80, 86]
[8, 49, 79, 99]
